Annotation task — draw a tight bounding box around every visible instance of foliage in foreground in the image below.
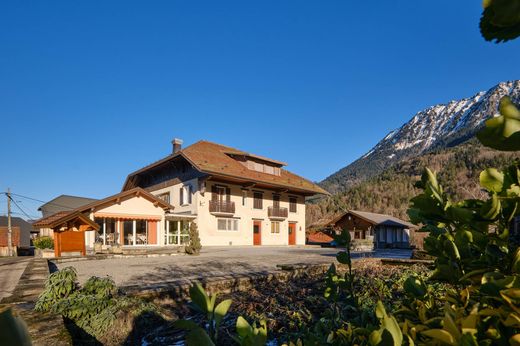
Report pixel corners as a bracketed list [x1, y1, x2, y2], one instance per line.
[34, 267, 157, 339]
[174, 282, 267, 346]
[0, 308, 31, 346]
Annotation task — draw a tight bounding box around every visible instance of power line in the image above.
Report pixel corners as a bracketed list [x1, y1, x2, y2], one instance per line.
[6, 194, 37, 220]
[0, 211, 38, 218]
[6, 192, 78, 210]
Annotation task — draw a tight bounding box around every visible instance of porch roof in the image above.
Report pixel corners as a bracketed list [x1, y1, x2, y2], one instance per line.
[33, 188, 174, 230]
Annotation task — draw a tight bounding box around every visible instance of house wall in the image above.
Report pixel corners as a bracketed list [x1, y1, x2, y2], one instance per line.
[84, 195, 166, 248]
[375, 226, 410, 249]
[194, 182, 306, 246]
[149, 180, 307, 246]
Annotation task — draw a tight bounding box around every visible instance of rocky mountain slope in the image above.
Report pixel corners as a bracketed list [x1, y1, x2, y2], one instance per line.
[320, 80, 520, 194]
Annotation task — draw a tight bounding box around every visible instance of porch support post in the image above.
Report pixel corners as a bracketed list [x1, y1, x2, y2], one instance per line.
[177, 220, 180, 245]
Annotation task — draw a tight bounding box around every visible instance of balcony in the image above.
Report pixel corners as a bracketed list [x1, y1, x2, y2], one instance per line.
[268, 206, 288, 219]
[209, 200, 235, 215]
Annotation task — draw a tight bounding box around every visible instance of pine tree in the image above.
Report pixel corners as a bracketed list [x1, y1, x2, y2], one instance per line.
[185, 222, 202, 255]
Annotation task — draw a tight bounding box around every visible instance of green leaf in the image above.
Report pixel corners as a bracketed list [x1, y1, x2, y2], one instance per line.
[403, 276, 428, 298]
[480, 168, 505, 193]
[375, 301, 387, 319]
[236, 316, 252, 338]
[185, 327, 215, 346]
[173, 319, 200, 331]
[213, 299, 232, 329]
[480, 194, 501, 220]
[477, 96, 520, 150]
[480, 0, 520, 43]
[0, 308, 32, 346]
[444, 239, 461, 261]
[421, 329, 456, 345]
[513, 248, 520, 274]
[379, 314, 403, 346]
[189, 283, 210, 314]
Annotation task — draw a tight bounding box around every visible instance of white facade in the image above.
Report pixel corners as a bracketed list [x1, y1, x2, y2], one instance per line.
[150, 180, 307, 246]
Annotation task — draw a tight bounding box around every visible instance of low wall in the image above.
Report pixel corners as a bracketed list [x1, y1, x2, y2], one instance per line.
[123, 263, 332, 301]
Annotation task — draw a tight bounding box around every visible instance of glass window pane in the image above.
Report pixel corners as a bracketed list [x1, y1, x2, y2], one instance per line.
[136, 220, 148, 245]
[123, 220, 133, 245]
[106, 219, 117, 245]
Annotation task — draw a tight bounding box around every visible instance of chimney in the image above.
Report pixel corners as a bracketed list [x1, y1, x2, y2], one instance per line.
[172, 138, 183, 153]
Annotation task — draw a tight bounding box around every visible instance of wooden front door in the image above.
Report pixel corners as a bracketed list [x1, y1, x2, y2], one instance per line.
[253, 221, 261, 245]
[288, 222, 296, 245]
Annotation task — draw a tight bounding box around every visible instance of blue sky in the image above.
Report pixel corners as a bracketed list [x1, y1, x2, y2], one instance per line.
[0, 1, 518, 218]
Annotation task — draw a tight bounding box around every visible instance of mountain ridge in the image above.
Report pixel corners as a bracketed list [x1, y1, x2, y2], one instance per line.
[320, 80, 520, 194]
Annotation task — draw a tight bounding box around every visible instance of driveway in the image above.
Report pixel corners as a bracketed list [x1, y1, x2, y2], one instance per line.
[56, 246, 411, 288]
[0, 257, 31, 302]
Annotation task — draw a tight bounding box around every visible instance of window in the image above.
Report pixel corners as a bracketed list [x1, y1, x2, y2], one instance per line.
[123, 220, 134, 245]
[264, 165, 274, 174]
[271, 221, 281, 234]
[289, 197, 297, 213]
[253, 192, 263, 209]
[272, 194, 280, 208]
[180, 185, 192, 205]
[217, 218, 239, 231]
[135, 220, 148, 245]
[157, 192, 170, 204]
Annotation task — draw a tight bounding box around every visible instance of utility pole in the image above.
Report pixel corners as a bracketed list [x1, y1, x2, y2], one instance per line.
[7, 188, 13, 257]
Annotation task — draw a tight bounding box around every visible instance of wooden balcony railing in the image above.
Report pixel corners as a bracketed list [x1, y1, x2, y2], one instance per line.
[268, 206, 288, 219]
[209, 200, 235, 214]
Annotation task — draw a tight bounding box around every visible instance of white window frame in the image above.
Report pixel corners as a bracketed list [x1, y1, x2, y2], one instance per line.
[217, 218, 239, 232]
[271, 221, 281, 234]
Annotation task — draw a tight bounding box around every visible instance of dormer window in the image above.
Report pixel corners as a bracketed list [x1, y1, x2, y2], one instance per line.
[226, 152, 284, 176]
[247, 160, 281, 176]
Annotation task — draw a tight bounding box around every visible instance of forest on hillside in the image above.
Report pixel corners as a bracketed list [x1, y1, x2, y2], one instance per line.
[307, 140, 520, 229]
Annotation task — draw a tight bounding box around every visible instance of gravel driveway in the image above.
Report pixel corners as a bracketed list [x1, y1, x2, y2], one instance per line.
[56, 246, 411, 288]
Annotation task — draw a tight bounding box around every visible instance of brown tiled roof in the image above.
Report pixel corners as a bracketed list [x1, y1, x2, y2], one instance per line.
[124, 140, 329, 195]
[32, 211, 73, 228]
[33, 188, 174, 229]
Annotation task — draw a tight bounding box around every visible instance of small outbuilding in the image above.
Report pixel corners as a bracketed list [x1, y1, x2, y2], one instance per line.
[327, 210, 416, 249]
[32, 188, 174, 257]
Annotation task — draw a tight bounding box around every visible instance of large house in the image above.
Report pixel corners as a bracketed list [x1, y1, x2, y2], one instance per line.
[327, 210, 416, 249]
[33, 139, 328, 256]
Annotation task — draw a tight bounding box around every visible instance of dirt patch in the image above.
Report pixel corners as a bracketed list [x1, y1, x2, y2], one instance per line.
[121, 259, 432, 345]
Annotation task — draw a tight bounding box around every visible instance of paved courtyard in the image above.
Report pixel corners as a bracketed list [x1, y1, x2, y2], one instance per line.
[56, 246, 412, 289]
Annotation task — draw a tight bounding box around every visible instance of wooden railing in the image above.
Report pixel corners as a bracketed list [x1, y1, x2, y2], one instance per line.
[268, 206, 288, 218]
[209, 200, 235, 214]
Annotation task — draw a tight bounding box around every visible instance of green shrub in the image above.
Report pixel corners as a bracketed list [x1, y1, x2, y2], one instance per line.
[34, 267, 157, 339]
[33, 236, 54, 249]
[185, 222, 202, 255]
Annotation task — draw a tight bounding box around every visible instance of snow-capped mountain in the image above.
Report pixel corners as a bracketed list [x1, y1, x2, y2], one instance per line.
[321, 80, 520, 194]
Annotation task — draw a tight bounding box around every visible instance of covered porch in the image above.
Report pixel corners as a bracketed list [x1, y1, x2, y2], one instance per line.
[163, 214, 196, 246]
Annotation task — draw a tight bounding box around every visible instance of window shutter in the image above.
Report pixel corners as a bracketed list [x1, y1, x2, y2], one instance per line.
[226, 187, 231, 202]
[180, 187, 184, 204]
[188, 185, 192, 204]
